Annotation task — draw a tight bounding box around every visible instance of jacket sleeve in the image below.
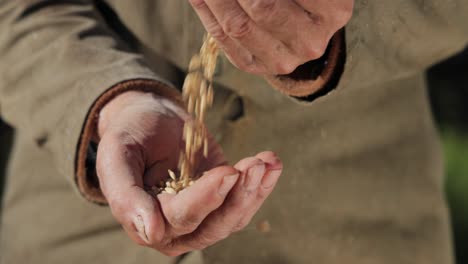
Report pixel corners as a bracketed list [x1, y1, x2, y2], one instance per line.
[264, 29, 346, 101]
[265, 0, 468, 102]
[0, 0, 182, 203]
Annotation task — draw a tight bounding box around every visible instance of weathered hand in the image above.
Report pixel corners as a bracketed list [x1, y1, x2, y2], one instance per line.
[189, 0, 353, 75]
[96, 91, 283, 256]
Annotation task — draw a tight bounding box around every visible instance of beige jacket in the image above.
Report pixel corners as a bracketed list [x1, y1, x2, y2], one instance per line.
[0, 0, 467, 263]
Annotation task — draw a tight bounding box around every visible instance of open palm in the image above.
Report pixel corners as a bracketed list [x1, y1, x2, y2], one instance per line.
[96, 91, 283, 256]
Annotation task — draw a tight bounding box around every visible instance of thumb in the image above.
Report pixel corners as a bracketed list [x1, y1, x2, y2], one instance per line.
[96, 132, 165, 245]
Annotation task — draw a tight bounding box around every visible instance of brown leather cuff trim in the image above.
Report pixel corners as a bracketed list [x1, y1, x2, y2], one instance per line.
[265, 29, 345, 98]
[75, 79, 182, 204]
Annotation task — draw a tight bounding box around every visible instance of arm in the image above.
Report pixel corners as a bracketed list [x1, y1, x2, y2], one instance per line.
[0, 0, 283, 255]
[0, 0, 177, 195]
[188, 0, 352, 98]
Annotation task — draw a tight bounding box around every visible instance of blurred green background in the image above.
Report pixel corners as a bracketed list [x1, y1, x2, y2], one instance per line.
[0, 47, 467, 262]
[428, 46, 468, 264]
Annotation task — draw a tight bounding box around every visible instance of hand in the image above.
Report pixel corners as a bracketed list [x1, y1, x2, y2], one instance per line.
[188, 0, 353, 75]
[96, 91, 283, 256]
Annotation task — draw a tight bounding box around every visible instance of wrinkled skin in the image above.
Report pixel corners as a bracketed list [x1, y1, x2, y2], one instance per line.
[188, 0, 354, 75]
[96, 91, 283, 256]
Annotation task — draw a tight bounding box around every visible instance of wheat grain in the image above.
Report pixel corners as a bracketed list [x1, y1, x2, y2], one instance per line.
[168, 169, 176, 180]
[153, 35, 218, 195]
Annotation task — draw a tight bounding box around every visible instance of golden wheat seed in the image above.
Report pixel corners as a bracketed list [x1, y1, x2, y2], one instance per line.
[189, 54, 201, 71]
[171, 35, 218, 191]
[165, 187, 176, 194]
[203, 137, 209, 158]
[256, 220, 271, 233]
[168, 169, 176, 180]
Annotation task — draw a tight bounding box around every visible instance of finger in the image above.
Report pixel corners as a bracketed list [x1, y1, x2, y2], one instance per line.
[188, 0, 266, 74]
[202, 0, 301, 74]
[122, 219, 148, 246]
[294, 0, 354, 29]
[203, 152, 283, 234]
[256, 152, 283, 191]
[192, 0, 296, 74]
[158, 166, 239, 236]
[256, 151, 283, 171]
[237, 0, 330, 61]
[96, 132, 165, 245]
[171, 156, 268, 251]
[234, 157, 265, 191]
[236, 151, 283, 226]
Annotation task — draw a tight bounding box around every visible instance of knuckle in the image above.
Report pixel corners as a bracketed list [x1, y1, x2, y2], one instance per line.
[274, 60, 298, 75]
[242, 190, 257, 202]
[233, 218, 250, 232]
[257, 186, 271, 200]
[188, 0, 206, 9]
[251, 0, 277, 13]
[207, 22, 228, 43]
[222, 12, 252, 39]
[303, 41, 328, 60]
[248, 0, 279, 24]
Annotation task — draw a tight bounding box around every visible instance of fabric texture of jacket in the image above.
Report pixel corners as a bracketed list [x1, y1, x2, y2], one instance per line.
[0, 0, 467, 263]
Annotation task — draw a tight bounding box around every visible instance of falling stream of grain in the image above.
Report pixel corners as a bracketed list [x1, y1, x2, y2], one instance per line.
[154, 35, 218, 194]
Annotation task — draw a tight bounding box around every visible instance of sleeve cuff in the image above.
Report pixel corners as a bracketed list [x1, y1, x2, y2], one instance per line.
[75, 79, 182, 204]
[264, 29, 346, 100]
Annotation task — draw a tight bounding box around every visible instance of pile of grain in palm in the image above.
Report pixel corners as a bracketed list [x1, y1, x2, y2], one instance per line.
[148, 35, 219, 195]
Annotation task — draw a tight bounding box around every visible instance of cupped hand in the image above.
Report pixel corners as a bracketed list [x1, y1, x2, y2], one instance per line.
[188, 0, 353, 75]
[96, 91, 283, 256]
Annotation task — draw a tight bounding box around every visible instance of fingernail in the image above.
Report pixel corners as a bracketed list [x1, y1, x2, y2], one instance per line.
[245, 163, 265, 190]
[218, 173, 239, 196]
[134, 215, 150, 244]
[261, 169, 281, 189]
[265, 158, 282, 170]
